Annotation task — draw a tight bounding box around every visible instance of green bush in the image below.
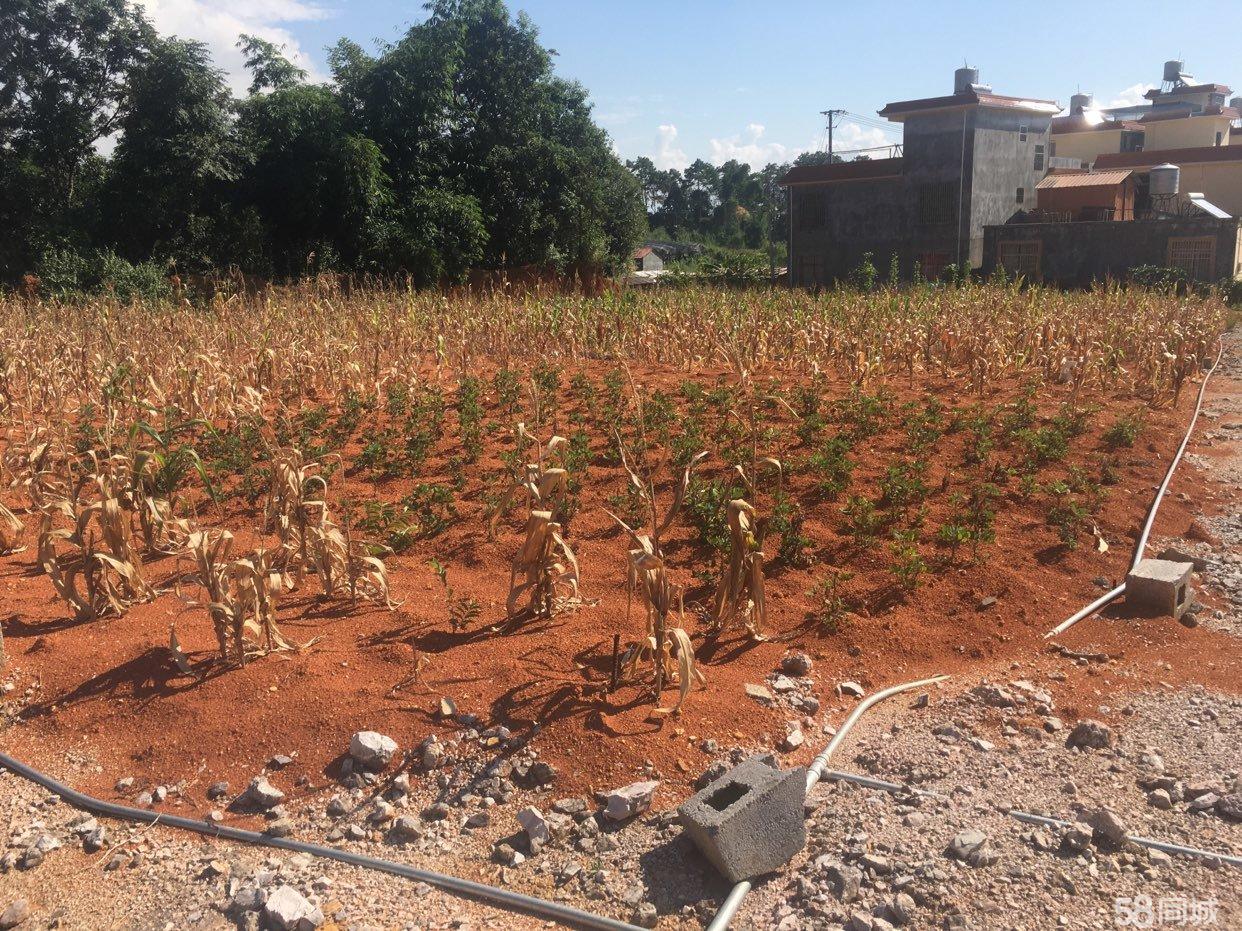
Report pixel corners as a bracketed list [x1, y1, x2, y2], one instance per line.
[35, 247, 170, 300]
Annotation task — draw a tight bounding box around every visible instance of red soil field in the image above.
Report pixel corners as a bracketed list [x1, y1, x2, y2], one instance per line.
[1, 361, 1237, 818]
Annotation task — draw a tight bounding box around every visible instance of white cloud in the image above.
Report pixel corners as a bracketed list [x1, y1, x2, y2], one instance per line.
[706, 121, 893, 167]
[1105, 82, 1156, 109]
[135, 0, 330, 94]
[653, 123, 689, 171]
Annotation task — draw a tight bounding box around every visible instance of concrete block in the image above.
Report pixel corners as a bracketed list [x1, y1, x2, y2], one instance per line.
[1126, 559, 1194, 618]
[679, 755, 807, 882]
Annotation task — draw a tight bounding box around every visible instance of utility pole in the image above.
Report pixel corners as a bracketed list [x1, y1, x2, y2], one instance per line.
[820, 109, 846, 160]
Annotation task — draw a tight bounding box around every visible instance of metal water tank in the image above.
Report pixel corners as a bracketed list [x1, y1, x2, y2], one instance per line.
[1163, 59, 1186, 83]
[1149, 164, 1181, 196]
[1069, 92, 1094, 113]
[954, 67, 980, 94]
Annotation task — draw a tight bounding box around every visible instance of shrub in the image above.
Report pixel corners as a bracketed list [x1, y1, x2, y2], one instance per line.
[1103, 411, 1143, 449]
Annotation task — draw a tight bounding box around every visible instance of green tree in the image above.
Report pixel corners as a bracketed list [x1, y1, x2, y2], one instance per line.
[102, 37, 239, 267]
[0, 0, 153, 276]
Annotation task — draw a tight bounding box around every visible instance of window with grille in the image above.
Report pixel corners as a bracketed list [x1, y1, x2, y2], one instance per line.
[796, 190, 828, 231]
[917, 182, 955, 225]
[1033, 144, 1045, 171]
[1019, 125, 1028, 142]
[919, 253, 950, 281]
[996, 240, 1041, 278]
[1166, 237, 1216, 280]
[1016, 187, 1025, 204]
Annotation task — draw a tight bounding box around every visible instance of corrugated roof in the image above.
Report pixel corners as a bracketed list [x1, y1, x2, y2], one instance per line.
[1095, 145, 1242, 169]
[778, 157, 904, 186]
[632, 247, 653, 259]
[1036, 169, 1133, 189]
[878, 89, 1060, 119]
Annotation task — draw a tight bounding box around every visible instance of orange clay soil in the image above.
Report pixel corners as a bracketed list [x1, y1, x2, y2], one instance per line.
[1, 362, 1238, 816]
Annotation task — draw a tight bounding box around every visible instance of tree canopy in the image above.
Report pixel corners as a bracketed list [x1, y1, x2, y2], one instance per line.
[1, 0, 643, 286]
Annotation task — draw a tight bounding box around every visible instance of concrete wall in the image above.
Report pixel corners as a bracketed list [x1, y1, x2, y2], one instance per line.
[788, 178, 909, 284]
[1144, 116, 1234, 152]
[1168, 161, 1242, 216]
[982, 216, 1242, 285]
[969, 109, 1052, 266]
[1052, 128, 1126, 165]
[901, 110, 974, 269]
[636, 252, 664, 271]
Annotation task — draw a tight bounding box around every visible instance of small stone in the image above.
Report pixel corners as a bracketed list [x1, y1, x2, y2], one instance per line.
[1189, 792, 1220, 813]
[0, 900, 30, 930]
[83, 827, 108, 852]
[348, 731, 398, 770]
[603, 780, 658, 821]
[207, 781, 230, 800]
[517, 807, 551, 845]
[632, 902, 658, 928]
[822, 862, 862, 902]
[1066, 719, 1114, 750]
[971, 684, 1014, 708]
[1086, 808, 1128, 846]
[744, 683, 774, 702]
[422, 802, 451, 821]
[948, 829, 997, 867]
[1043, 716, 1064, 733]
[837, 681, 865, 698]
[493, 843, 525, 866]
[1214, 794, 1242, 821]
[243, 776, 285, 810]
[268, 754, 294, 770]
[529, 760, 558, 785]
[887, 892, 916, 926]
[464, 811, 491, 829]
[326, 796, 349, 818]
[262, 885, 323, 931]
[780, 651, 813, 676]
[389, 816, 423, 843]
[780, 725, 804, 752]
[1147, 789, 1173, 810]
[438, 696, 458, 718]
[264, 819, 295, 838]
[1060, 822, 1093, 854]
[770, 674, 797, 692]
[978, 596, 997, 609]
[114, 777, 135, 793]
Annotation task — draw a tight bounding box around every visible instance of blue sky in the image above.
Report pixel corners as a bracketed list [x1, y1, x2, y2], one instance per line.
[138, 0, 1241, 169]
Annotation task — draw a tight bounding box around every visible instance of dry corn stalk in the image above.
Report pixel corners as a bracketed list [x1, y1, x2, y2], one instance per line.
[610, 534, 704, 715]
[188, 530, 294, 665]
[505, 509, 580, 619]
[709, 498, 768, 640]
[0, 501, 24, 553]
[488, 424, 569, 538]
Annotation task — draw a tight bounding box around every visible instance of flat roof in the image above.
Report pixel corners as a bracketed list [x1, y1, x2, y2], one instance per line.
[1139, 106, 1239, 123]
[878, 88, 1060, 121]
[1036, 169, 1133, 189]
[778, 157, 904, 186]
[1094, 145, 1242, 170]
[1051, 112, 1144, 134]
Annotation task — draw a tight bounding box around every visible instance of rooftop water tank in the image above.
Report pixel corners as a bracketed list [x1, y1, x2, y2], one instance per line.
[1163, 59, 1187, 84]
[1069, 92, 1094, 113]
[1149, 163, 1180, 197]
[954, 67, 980, 94]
